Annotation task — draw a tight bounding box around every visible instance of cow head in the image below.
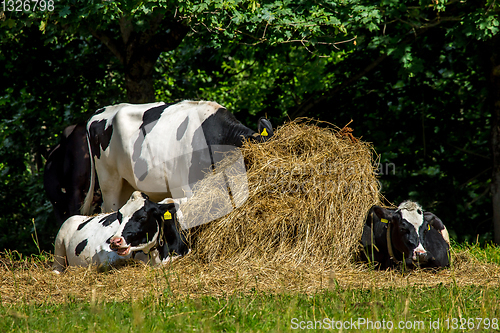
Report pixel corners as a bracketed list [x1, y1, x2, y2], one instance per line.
[362, 201, 450, 269]
[373, 201, 445, 268]
[108, 191, 177, 256]
[389, 202, 430, 266]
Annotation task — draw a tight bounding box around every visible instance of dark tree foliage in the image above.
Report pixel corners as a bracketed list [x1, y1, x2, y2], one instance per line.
[0, 25, 124, 253]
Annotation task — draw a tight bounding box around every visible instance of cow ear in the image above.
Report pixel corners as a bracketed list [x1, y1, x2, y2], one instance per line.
[372, 205, 392, 222]
[424, 211, 445, 231]
[257, 117, 274, 138]
[158, 203, 177, 217]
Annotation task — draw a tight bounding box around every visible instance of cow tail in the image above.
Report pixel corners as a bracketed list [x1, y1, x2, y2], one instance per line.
[81, 130, 95, 215]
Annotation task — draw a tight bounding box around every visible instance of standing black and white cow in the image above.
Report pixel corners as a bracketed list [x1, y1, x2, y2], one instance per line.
[360, 201, 450, 269]
[82, 100, 273, 215]
[53, 191, 188, 273]
[44, 124, 101, 225]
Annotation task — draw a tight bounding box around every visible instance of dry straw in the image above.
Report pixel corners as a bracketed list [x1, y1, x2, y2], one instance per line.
[181, 118, 381, 267]
[1, 249, 500, 304]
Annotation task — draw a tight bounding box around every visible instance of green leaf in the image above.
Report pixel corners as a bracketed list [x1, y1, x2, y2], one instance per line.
[6, 19, 16, 29]
[59, 6, 71, 18]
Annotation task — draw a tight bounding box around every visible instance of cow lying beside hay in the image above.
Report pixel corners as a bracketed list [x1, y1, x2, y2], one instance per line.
[360, 201, 450, 269]
[52, 191, 189, 273]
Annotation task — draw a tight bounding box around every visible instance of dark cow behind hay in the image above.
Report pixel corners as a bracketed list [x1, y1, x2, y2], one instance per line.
[360, 201, 450, 269]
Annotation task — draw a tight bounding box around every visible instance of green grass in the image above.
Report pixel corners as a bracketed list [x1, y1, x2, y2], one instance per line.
[2, 283, 499, 332]
[452, 240, 500, 265]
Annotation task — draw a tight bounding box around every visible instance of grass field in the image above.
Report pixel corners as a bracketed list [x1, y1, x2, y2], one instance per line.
[1, 242, 500, 332]
[2, 285, 499, 332]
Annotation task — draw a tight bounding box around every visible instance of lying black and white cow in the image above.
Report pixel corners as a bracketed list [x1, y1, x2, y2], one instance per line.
[82, 100, 274, 215]
[360, 201, 450, 269]
[53, 191, 188, 273]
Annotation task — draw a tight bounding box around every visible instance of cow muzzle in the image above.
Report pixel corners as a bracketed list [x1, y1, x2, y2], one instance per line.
[109, 237, 131, 256]
[412, 248, 428, 264]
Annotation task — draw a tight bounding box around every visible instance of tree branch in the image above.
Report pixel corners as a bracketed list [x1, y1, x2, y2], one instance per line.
[88, 27, 125, 65]
[289, 12, 462, 119]
[448, 143, 490, 160]
[148, 19, 189, 53]
[139, 11, 166, 47]
[119, 16, 134, 45]
[460, 167, 492, 188]
[289, 53, 388, 119]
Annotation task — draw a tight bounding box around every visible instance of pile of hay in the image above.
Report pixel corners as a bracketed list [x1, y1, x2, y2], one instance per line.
[181, 119, 380, 267]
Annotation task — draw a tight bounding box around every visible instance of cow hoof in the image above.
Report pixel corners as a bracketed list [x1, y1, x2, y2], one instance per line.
[161, 249, 191, 265]
[161, 255, 180, 264]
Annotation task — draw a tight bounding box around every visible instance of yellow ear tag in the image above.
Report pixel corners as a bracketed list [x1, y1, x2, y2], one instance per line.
[164, 211, 172, 220]
[428, 225, 431, 231]
[381, 218, 388, 223]
[260, 128, 269, 137]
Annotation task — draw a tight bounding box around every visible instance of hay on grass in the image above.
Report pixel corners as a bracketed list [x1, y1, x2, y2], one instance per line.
[181, 118, 381, 267]
[1, 250, 499, 305]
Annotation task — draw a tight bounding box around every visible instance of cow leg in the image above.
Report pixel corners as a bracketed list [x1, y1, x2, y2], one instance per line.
[97, 165, 125, 212]
[101, 189, 122, 213]
[52, 236, 67, 274]
[100, 187, 118, 213]
[118, 180, 136, 211]
[101, 179, 137, 212]
[161, 249, 191, 264]
[133, 251, 154, 265]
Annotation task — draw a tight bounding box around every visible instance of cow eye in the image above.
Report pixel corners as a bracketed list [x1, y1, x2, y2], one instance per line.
[400, 227, 409, 234]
